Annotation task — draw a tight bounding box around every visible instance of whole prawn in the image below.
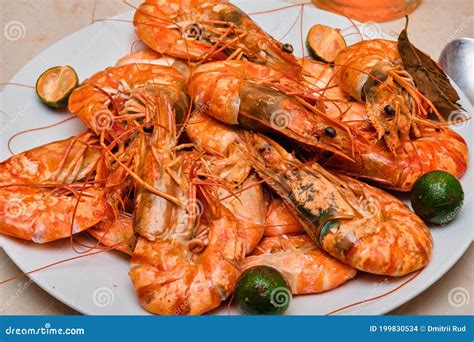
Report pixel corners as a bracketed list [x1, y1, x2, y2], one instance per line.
[243, 132, 432, 276]
[187, 117, 356, 293]
[0, 132, 131, 243]
[335, 39, 433, 150]
[301, 57, 468, 191]
[123, 86, 246, 314]
[130, 184, 245, 315]
[186, 112, 266, 253]
[68, 63, 189, 142]
[133, 0, 301, 77]
[188, 60, 354, 160]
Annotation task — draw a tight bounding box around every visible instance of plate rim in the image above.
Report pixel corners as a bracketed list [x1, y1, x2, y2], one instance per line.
[1, 0, 473, 316]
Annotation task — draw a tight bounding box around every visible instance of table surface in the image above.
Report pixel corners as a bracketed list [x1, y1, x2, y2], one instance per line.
[0, 0, 473, 315]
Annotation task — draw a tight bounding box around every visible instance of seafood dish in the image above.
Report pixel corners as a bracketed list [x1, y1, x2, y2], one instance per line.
[0, 0, 469, 315]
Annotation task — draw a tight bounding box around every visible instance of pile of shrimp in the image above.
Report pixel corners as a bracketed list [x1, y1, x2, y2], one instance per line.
[0, 0, 468, 315]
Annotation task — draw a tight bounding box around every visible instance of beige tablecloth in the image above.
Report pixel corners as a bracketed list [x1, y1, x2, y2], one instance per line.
[0, 0, 473, 315]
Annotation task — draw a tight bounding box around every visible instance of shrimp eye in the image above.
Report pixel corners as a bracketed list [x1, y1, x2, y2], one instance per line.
[324, 126, 337, 138]
[384, 105, 394, 116]
[143, 125, 154, 134]
[282, 43, 294, 53]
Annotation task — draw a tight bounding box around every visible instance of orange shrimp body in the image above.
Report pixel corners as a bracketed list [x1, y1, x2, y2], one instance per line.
[88, 212, 137, 256]
[133, 0, 300, 77]
[130, 187, 245, 315]
[214, 172, 266, 254]
[334, 39, 449, 154]
[189, 60, 354, 160]
[324, 100, 468, 190]
[327, 174, 432, 275]
[243, 234, 356, 294]
[187, 113, 266, 254]
[243, 133, 432, 276]
[129, 104, 246, 314]
[68, 64, 189, 140]
[0, 133, 125, 243]
[301, 58, 468, 191]
[132, 94, 186, 240]
[115, 49, 192, 79]
[334, 40, 401, 102]
[264, 197, 304, 237]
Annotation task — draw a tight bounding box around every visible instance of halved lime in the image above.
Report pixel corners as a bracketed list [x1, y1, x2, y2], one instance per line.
[36, 66, 78, 109]
[306, 24, 346, 63]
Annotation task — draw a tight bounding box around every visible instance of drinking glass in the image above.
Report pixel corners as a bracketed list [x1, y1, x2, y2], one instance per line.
[311, 0, 421, 22]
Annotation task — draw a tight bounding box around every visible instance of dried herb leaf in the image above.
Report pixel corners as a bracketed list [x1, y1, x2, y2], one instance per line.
[398, 20, 461, 115]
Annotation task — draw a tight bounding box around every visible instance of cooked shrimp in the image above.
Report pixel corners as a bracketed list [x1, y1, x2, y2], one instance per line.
[189, 60, 354, 160]
[132, 90, 187, 240]
[264, 197, 303, 237]
[129, 187, 245, 315]
[88, 212, 137, 255]
[334, 39, 460, 152]
[68, 63, 189, 141]
[326, 103, 469, 190]
[243, 234, 356, 294]
[0, 133, 127, 242]
[115, 49, 191, 78]
[243, 132, 432, 276]
[187, 113, 265, 253]
[133, 0, 301, 77]
[301, 58, 468, 191]
[129, 97, 244, 314]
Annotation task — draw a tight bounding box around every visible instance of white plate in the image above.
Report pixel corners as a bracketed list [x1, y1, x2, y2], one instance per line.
[1, 0, 472, 315]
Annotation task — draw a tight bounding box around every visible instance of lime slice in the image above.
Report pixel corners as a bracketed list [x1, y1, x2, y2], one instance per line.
[306, 24, 346, 63]
[36, 66, 78, 109]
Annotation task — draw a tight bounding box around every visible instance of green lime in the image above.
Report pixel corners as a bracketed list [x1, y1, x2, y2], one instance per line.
[234, 265, 291, 315]
[306, 24, 346, 63]
[410, 170, 464, 225]
[36, 65, 78, 109]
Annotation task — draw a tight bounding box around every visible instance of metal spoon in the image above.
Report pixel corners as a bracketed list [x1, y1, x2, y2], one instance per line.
[439, 38, 474, 105]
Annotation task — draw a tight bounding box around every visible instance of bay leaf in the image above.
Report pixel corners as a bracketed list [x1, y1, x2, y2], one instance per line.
[398, 20, 461, 115]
